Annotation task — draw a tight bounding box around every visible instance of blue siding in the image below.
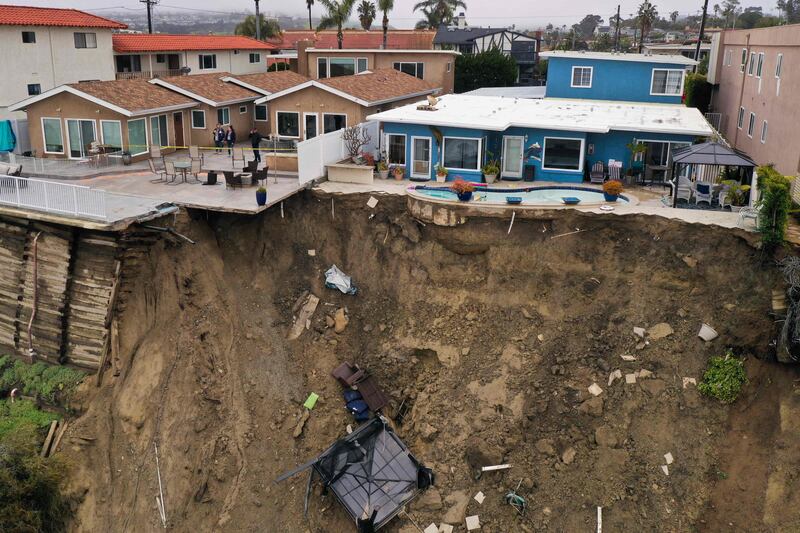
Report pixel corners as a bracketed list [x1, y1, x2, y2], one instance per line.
[545, 57, 687, 104]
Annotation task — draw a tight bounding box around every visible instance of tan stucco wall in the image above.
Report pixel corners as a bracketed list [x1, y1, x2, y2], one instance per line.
[713, 25, 800, 175]
[187, 101, 258, 148]
[267, 87, 367, 139]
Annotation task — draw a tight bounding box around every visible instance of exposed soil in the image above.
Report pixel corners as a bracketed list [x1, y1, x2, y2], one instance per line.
[60, 191, 800, 532]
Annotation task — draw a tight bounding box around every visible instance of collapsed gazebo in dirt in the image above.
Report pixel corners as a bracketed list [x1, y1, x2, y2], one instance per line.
[276, 416, 434, 531]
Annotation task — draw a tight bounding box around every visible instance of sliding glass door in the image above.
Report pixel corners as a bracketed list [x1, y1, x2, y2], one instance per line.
[66, 119, 96, 159]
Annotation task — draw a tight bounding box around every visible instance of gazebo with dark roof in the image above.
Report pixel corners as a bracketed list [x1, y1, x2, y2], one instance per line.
[670, 141, 757, 207]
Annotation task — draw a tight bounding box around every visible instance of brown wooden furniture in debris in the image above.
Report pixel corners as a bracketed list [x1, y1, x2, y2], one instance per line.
[331, 362, 390, 412]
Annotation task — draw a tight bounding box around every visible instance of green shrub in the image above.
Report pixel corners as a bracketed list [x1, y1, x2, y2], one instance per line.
[698, 352, 747, 403]
[0, 399, 59, 442]
[684, 73, 712, 113]
[0, 357, 85, 404]
[756, 165, 793, 251]
[455, 48, 518, 93]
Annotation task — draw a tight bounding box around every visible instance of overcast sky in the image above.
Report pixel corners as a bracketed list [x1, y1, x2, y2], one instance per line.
[15, 0, 775, 29]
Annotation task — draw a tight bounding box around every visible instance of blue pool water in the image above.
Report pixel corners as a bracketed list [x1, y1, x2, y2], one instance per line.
[412, 185, 629, 206]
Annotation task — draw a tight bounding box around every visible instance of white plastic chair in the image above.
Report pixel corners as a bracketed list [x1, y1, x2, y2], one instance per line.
[670, 176, 692, 203]
[693, 181, 712, 205]
[738, 206, 759, 228]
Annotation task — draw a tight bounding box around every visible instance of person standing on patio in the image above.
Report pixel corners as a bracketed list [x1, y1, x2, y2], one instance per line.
[213, 124, 225, 153]
[226, 126, 236, 155]
[249, 127, 263, 163]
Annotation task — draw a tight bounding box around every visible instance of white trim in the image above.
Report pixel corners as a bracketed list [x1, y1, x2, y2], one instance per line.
[740, 48, 747, 73]
[249, 52, 261, 64]
[442, 136, 482, 172]
[254, 104, 268, 122]
[570, 66, 593, 88]
[776, 53, 783, 78]
[41, 117, 64, 155]
[216, 107, 230, 126]
[649, 68, 685, 96]
[410, 136, 432, 178]
[221, 76, 272, 96]
[254, 79, 438, 108]
[275, 110, 301, 139]
[393, 61, 425, 79]
[10, 85, 132, 116]
[191, 109, 206, 130]
[761, 120, 768, 144]
[149, 79, 259, 107]
[239, 105, 248, 114]
[386, 133, 406, 165]
[129, 102, 198, 117]
[747, 52, 756, 76]
[737, 106, 745, 129]
[303, 112, 318, 140]
[127, 117, 149, 156]
[99, 119, 123, 151]
[198, 53, 217, 70]
[64, 118, 98, 160]
[747, 112, 756, 138]
[322, 112, 348, 134]
[149, 114, 169, 147]
[501, 135, 525, 178]
[539, 50, 697, 66]
[541, 136, 585, 173]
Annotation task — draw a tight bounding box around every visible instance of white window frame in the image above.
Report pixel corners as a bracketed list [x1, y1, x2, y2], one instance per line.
[747, 52, 756, 76]
[317, 57, 368, 78]
[756, 52, 764, 78]
[99, 119, 123, 152]
[442, 136, 482, 172]
[239, 105, 248, 114]
[73, 32, 97, 49]
[542, 136, 585, 173]
[199, 54, 217, 70]
[747, 112, 756, 138]
[386, 133, 406, 165]
[724, 49, 732, 66]
[149, 114, 169, 148]
[446, 62, 452, 73]
[776, 53, 783, 78]
[761, 120, 768, 144]
[570, 66, 593, 88]
[191, 109, 206, 129]
[303, 112, 318, 140]
[740, 48, 747, 73]
[410, 136, 432, 179]
[254, 105, 268, 122]
[41, 117, 64, 155]
[126, 117, 149, 157]
[650, 68, 685, 96]
[737, 107, 745, 129]
[64, 118, 97, 160]
[276, 111, 300, 139]
[322, 112, 347, 134]
[217, 107, 230, 125]
[393, 61, 425, 79]
[249, 52, 261, 64]
[357, 57, 368, 73]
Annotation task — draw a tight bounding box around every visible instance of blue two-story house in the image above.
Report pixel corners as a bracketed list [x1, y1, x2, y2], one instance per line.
[367, 51, 712, 183]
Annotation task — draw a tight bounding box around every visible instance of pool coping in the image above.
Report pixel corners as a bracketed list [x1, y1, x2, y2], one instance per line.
[407, 184, 640, 209]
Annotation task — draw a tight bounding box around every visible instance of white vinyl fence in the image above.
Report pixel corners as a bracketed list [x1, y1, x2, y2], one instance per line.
[297, 121, 380, 185]
[0, 175, 106, 220]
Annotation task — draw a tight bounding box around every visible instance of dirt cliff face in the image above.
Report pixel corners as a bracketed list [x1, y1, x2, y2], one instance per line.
[62, 191, 800, 532]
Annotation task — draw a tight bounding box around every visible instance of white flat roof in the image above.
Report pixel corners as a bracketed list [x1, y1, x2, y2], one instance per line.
[540, 50, 698, 66]
[366, 94, 713, 137]
[464, 86, 546, 99]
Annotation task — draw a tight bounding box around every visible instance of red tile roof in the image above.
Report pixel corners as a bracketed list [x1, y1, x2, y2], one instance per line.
[0, 5, 127, 28]
[113, 34, 278, 53]
[272, 29, 436, 50]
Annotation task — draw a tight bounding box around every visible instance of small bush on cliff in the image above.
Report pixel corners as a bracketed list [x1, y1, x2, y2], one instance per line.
[698, 351, 747, 404]
[0, 356, 85, 404]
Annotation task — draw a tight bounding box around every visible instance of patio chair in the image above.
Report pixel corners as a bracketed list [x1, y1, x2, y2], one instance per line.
[149, 145, 162, 159]
[738, 206, 759, 228]
[669, 176, 692, 203]
[608, 164, 622, 181]
[590, 161, 605, 184]
[190, 159, 203, 182]
[718, 184, 732, 209]
[148, 158, 167, 183]
[693, 181, 712, 205]
[231, 147, 246, 168]
[188, 145, 204, 165]
[224, 170, 242, 189]
[253, 167, 269, 186]
[164, 161, 178, 184]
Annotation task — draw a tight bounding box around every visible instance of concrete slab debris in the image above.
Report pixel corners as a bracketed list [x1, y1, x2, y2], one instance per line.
[633, 327, 646, 338]
[537, 334, 545, 341]
[637, 369, 653, 379]
[474, 491, 485, 504]
[648, 322, 674, 340]
[625, 373, 637, 384]
[367, 196, 379, 209]
[439, 524, 454, 533]
[588, 383, 603, 396]
[465, 515, 481, 530]
[308, 249, 316, 256]
[682, 377, 697, 388]
[661, 465, 670, 476]
[664, 452, 674, 465]
[287, 294, 320, 340]
[620, 355, 637, 362]
[424, 524, 439, 533]
[608, 369, 622, 386]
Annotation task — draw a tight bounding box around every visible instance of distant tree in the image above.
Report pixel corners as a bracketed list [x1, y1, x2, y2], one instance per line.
[357, 0, 376, 30]
[669, 10, 679, 22]
[777, 0, 800, 23]
[755, 15, 783, 27]
[415, 7, 438, 29]
[455, 48, 517, 93]
[721, 0, 741, 27]
[267, 61, 291, 71]
[737, 6, 763, 28]
[413, 0, 466, 29]
[573, 14, 603, 39]
[378, 0, 394, 49]
[555, 29, 588, 51]
[235, 14, 281, 39]
[306, 0, 315, 30]
[592, 32, 614, 51]
[637, 1, 658, 51]
[317, 0, 357, 49]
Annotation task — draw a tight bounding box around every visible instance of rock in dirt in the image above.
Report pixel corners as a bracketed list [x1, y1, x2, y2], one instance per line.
[464, 437, 506, 478]
[414, 487, 443, 511]
[640, 379, 667, 397]
[633, 327, 646, 339]
[647, 323, 673, 340]
[561, 447, 576, 464]
[334, 308, 349, 334]
[442, 490, 470, 523]
[595, 426, 618, 448]
[325, 315, 335, 328]
[682, 256, 698, 268]
[578, 396, 604, 417]
[535, 438, 557, 456]
[292, 410, 310, 438]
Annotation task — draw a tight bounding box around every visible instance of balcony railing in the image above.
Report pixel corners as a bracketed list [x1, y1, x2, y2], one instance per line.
[115, 69, 186, 80]
[0, 175, 106, 220]
[510, 51, 537, 64]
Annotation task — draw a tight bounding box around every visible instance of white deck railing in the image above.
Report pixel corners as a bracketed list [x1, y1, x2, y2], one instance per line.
[1, 151, 125, 178]
[0, 175, 106, 220]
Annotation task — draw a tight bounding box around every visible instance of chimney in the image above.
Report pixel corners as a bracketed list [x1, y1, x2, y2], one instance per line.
[457, 12, 467, 30]
[297, 39, 313, 77]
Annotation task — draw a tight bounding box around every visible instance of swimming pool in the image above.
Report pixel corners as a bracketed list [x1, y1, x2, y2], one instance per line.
[410, 185, 631, 207]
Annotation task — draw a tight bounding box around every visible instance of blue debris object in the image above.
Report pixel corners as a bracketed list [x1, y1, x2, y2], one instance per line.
[325, 265, 357, 295]
[561, 197, 581, 205]
[505, 196, 523, 205]
[343, 390, 363, 403]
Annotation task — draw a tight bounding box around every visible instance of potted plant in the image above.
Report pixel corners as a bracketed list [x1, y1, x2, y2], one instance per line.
[602, 179, 624, 202]
[392, 165, 405, 181]
[625, 142, 647, 179]
[721, 179, 751, 212]
[450, 178, 475, 202]
[435, 164, 448, 183]
[377, 161, 389, 179]
[482, 158, 500, 184]
[256, 186, 267, 206]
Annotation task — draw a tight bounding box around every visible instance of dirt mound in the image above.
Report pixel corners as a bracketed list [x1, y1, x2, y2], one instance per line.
[60, 191, 799, 532]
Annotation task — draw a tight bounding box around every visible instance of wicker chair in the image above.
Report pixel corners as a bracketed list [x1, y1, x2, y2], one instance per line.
[224, 171, 242, 189]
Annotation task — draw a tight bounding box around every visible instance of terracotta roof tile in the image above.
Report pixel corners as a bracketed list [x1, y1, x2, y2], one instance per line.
[67, 79, 195, 113]
[157, 72, 260, 104]
[320, 69, 438, 104]
[113, 33, 277, 52]
[272, 29, 436, 50]
[0, 5, 126, 28]
[229, 71, 311, 94]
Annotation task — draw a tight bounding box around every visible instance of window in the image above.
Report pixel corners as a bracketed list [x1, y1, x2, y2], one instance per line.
[249, 53, 260, 64]
[756, 52, 764, 77]
[651, 69, 683, 95]
[740, 48, 747, 73]
[127, 118, 148, 156]
[776, 53, 783, 78]
[156, 54, 166, 63]
[317, 57, 328, 78]
[761, 121, 768, 144]
[323, 113, 347, 134]
[304, 113, 318, 139]
[239, 105, 247, 114]
[446, 62, 452, 73]
[74, 32, 97, 49]
[150, 115, 168, 147]
[737, 107, 745, 129]
[748, 52, 756, 75]
[571, 66, 593, 88]
[277, 111, 300, 137]
[191, 110, 206, 129]
[42, 118, 63, 154]
[542, 137, 584, 172]
[443, 137, 480, 170]
[255, 105, 268, 122]
[115, 55, 142, 73]
[387, 134, 406, 165]
[199, 54, 217, 70]
[393, 62, 425, 79]
[22, 31, 35, 43]
[357, 57, 368, 72]
[217, 107, 230, 125]
[724, 49, 732, 66]
[747, 112, 756, 137]
[100, 120, 123, 152]
[27, 84, 41, 96]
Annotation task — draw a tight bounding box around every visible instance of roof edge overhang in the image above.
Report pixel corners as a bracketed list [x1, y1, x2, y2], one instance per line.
[220, 76, 272, 96]
[8, 85, 134, 116]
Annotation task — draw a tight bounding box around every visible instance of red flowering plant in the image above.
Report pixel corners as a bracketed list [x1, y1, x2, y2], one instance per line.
[450, 178, 475, 194]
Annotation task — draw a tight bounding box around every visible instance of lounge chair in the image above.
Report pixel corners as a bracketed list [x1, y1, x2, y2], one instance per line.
[718, 184, 732, 209]
[330, 362, 389, 412]
[693, 181, 712, 205]
[224, 170, 242, 189]
[669, 176, 692, 203]
[590, 161, 605, 184]
[148, 158, 167, 183]
[188, 145, 204, 165]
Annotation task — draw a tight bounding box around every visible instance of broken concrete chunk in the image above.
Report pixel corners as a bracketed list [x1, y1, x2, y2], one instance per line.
[537, 334, 545, 342]
[424, 524, 439, 533]
[647, 323, 674, 340]
[608, 369, 622, 386]
[287, 294, 320, 340]
[633, 326, 646, 339]
[664, 452, 674, 465]
[620, 354, 637, 362]
[625, 373, 637, 384]
[438, 524, 454, 533]
[292, 410, 310, 438]
[682, 256, 698, 268]
[473, 491, 485, 504]
[465, 515, 481, 531]
[588, 383, 603, 396]
[595, 426, 618, 448]
[308, 249, 316, 256]
[635, 341, 648, 351]
[366, 196, 379, 208]
[334, 308, 349, 334]
[698, 323, 718, 342]
[661, 465, 670, 476]
[682, 377, 697, 388]
[561, 447, 577, 464]
[636, 369, 653, 379]
[442, 491, 470, 523]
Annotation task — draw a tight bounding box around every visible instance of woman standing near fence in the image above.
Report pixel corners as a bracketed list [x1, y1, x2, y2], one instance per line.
[226, 126, 236, 155]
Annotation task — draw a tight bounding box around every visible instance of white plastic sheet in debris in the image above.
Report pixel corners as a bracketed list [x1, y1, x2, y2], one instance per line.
[325, 265, 357, 295]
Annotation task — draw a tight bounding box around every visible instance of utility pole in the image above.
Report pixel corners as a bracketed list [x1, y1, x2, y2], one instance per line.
[614, 4, 621, 51]
[695, 0, 709, 71]
[254, 0, 261, 40]
[139, 0, 159, 34]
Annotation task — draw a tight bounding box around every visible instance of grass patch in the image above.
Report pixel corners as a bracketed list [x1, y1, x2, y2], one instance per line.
[698, 351, 747, 404]
[0, 398, 60, 442]
[0, 355, 86, 404]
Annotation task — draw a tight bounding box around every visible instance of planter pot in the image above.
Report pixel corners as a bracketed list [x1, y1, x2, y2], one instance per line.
[121, 152, 132, 165]
[256, 190, 267, 206]
[378, 170, 389, 180]
[698, 323, 719, 342]
[484, 173, 497, 184]
[436, 173, 447, 183]
[393, 172, 404, 181]
[456, 191, 473, 202]
[327, 161, 374, 184]
[603, 192, 619, 202]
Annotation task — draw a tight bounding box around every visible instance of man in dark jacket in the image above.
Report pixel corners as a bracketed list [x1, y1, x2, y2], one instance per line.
[248, 127, 263, 163]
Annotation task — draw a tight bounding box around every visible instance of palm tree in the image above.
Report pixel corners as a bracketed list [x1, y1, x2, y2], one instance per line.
[637, 0, 658, 52]
[306, 0, 314, 31]
[415, 7, 437, 29]
[413, 0, 467, 29]
[235, 14, 281, 40]
[317, 0, 357, 49]
[378, 0, 394, 49]
[357, 0, 376, 30]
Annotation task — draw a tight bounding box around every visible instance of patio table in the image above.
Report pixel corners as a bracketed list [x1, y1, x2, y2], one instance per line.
[173, 160, 191, 183]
